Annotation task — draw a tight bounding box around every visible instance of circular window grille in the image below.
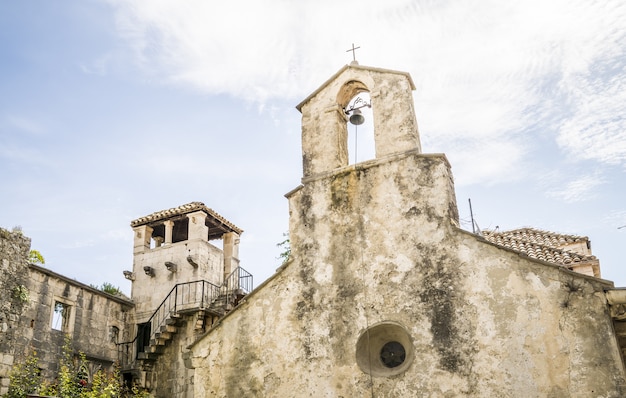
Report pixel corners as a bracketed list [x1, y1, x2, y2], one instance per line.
[380, 341, 406, 368]
[356, 321, 413, 377]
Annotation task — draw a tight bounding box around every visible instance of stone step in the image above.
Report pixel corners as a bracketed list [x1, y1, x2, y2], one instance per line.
[143, 345, 165, 354]
[166, 316, 183, 326]
[137, 352, 158, 361]
[161, 324, 177, 334]
[154, 331, 173, 340]
[614, 321, 626, 336]
[150, 337, 168, 346]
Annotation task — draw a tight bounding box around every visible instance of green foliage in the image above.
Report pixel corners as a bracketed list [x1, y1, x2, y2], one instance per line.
[28, 249, 45, 265]
[5, 351, 41, 398]
[5, 335, 152, 398]
[56, 335, 85, 398]
[12, 285, 29, 303]
[89, 282, 122, 296]
[81, 365, 120, 398]
[128, 385, 152, 398]
[100, 282, 122, 296]
[276, 232, 291, 265]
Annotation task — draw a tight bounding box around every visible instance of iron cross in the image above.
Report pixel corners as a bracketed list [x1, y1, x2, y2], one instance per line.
[346, 43, 360, 62]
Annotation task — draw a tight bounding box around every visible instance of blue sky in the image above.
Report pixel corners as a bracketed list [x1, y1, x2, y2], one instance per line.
[1, 0, 625, 293]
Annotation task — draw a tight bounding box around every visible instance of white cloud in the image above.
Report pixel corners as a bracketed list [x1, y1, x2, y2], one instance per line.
[103, 0, 626, 185]
[2, 114, 46, 135]
[101, 228, 132, 242]
[79, 53, 113, 76]
[546, 172, 606, 203]
[556, 67, 626, 166]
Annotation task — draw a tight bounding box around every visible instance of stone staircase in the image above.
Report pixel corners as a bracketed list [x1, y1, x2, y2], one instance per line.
[118, 268, 253, 371]
[140, 315, 209, 366]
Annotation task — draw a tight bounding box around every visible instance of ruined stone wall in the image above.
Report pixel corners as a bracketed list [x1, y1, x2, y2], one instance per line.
[16, 265, 133, 380]
[0, 227, 31, 395]
[189, 152, 626, 397]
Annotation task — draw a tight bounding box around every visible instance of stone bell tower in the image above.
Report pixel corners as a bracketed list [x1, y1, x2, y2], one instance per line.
[189, 63, 625, 397]
[286, 63, 460, 379]
[297, 64, 422, 177]
[127, 202, 243, 320]
[288, 64, 459, 291]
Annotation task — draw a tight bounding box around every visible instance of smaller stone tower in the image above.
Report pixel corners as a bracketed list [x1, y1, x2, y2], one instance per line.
[128, 202, 244, 320]
[121, 202, 251, 394]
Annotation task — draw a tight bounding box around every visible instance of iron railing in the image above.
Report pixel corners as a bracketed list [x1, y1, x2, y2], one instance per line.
[117, 267, 253, 368]
[216, 266, 254, 310]
[117, 279, 220, 368]
[223, 266, 253, 295]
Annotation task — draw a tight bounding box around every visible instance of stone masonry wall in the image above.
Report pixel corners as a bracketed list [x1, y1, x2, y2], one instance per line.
[188, 152, 626, 397]
[148, 312, 199, 398]
[0, 227, 134, 391]
[18, 265, 133, 380]
[0, 227, 31, 395]
[131, 239, 223, 321]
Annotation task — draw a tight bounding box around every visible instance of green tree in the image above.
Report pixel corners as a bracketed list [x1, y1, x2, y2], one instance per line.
[82, 365, 121, 398]
[90, 282, 122, 296]
[5, 351, 42, 398]
[100, 282, 122, 296]
[28, 249, 45, 265]
[6, 335, 152, 397]
[276, 232, 291, 265]
[56, 335, 86, 398]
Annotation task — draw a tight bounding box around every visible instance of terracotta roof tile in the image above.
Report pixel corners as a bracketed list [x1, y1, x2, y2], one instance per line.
[131, 202, 243, 235]
[481, 227, 595, 267]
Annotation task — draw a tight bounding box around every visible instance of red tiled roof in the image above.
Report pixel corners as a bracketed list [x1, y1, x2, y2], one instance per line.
[481, 227, 595, 266]
[131, 202, 243, 235]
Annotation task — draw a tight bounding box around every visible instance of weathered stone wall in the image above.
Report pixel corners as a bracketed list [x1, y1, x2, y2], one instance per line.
[188, 152, 626, 397]
[0, 227, 31, 395]
[146, 313, 199, 398]
[298, 65, 421, 178]
[0, 227, 133, 388]
[131, 239, 223, 321]
[16, 265, 133, 379]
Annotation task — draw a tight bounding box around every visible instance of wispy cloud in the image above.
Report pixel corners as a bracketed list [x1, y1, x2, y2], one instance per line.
[79, 53, 113, 76]
[104, 0, 626, 185]
[2, 114, 46, 135]
[546, 172, 606, 203]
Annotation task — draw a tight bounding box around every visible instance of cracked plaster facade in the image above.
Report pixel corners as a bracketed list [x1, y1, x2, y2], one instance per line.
[186, 64, 626, 397]
[2, 63, 626, 397]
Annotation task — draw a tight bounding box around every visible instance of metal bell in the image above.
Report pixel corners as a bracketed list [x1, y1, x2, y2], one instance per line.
[349, 109, 365, 125]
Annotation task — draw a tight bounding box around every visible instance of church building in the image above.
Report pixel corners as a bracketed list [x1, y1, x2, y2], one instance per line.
[1, 63, 626, 397]
[185, 63, 626, 396]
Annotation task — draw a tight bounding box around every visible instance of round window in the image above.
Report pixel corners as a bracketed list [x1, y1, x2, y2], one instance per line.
[356, 321, 413, 377]
[380, 341, 406, 368]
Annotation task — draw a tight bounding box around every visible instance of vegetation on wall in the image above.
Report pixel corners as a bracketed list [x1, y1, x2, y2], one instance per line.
[88, 282, 123, 296]
[276, 232, 291, 265]
[11, 284, 29, 303]
[5, 336, 150, 398]
[28, 249, 45, 265]
[4, 352, 41, 398]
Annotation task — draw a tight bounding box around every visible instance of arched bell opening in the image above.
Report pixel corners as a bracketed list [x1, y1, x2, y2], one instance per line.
[338, 81, 375, 165]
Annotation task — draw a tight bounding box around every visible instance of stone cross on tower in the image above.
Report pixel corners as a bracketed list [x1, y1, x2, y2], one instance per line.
[346, 43, 361, 64]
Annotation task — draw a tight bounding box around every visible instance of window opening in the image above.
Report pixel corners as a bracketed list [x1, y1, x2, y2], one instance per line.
[52, 301, 71, 331]
[380, 341, 406, 368]
[78, 364, 90, 386]
[345, 93, 374, 164]
[110, 326, 120, 343]
[173, 218, 189, 243]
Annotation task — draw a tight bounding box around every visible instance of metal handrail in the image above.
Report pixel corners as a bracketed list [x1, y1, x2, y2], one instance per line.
[116, 279, 220, 368]
[223, 266, 253, 294]
[117, 268, 253, 368]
